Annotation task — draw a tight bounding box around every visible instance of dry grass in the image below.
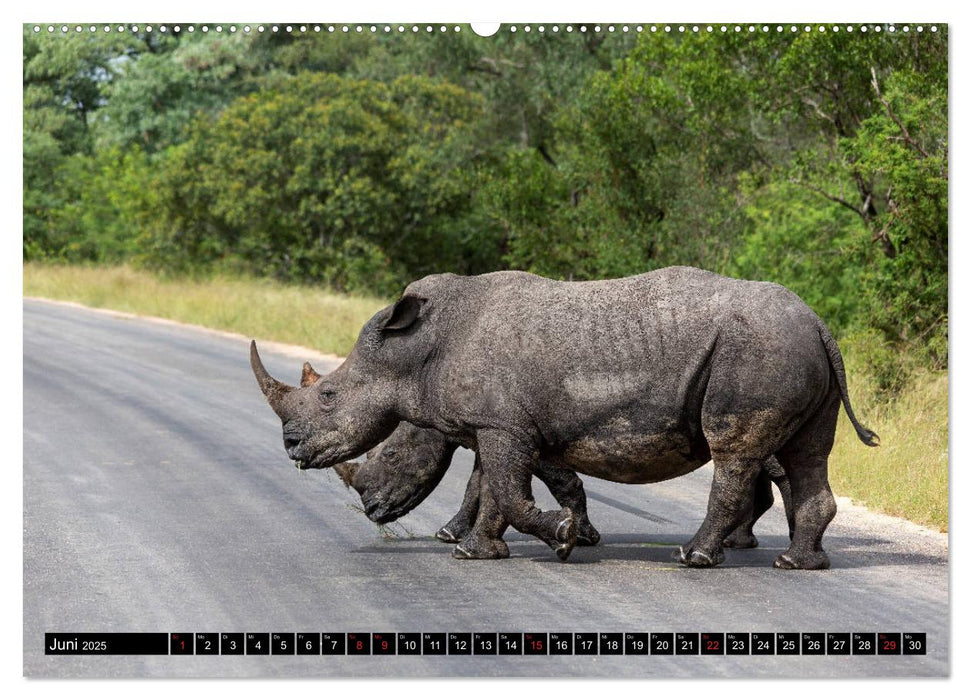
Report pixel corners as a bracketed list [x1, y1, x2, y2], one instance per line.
[829, 366, 948, 531]
[24, 263, 948, 530]
[23, 263, 387, 357]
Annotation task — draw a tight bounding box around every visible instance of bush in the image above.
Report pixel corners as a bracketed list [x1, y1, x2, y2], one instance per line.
[148, 72, 489, 289]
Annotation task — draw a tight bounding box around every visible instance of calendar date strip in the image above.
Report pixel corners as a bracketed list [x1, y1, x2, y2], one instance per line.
[45, 632, 926, 656]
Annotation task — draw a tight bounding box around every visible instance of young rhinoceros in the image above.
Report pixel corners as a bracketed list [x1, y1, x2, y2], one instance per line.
[251, 267, 877, 568]
[334, 422, 604, 550]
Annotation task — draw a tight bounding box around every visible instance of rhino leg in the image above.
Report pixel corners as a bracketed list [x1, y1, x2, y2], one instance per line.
[452, 458, 510, 560]
[678, 456, 764, 568]
[477, 429, 577, 561]
[722, 466, 773, 549]
[436, 460, 482, 544]
[772, 456, 835, 570]
[723, 455, 797, 548]
[767, 457, 797, 541]
[772, 393, 839, 570]
[440, 459, 600, 547]
[533, 462, 601, 546]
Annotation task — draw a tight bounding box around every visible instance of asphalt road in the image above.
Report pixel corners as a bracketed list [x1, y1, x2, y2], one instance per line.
[23, 299, 949, 678]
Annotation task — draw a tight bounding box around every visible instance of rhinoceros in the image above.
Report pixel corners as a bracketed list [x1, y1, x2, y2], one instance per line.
[326, 420, 794, 553]
[251, 266, 877, 568]
[295, 361, 601, 546]
[330, 422, 604, 548]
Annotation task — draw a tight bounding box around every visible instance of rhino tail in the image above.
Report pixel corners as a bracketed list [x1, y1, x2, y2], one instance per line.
[816, 319, 880, 447]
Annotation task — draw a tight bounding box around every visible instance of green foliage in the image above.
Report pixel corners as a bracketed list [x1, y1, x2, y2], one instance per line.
[149, 72, 491, 293]
[846, 68, 948, 372]
[22, 126, 65, 260]
[349, 29, 638, 153]
[476, 27, 947, 392]
[22, 27, 140, 257]
[48, 147, 161, 262]
[482, 147, 610, 278]
[22, 28, 139, 153]
[486, 32, 770, 279]
[729, 179, 862, 331]
[96, 32, 276, 152]
[22, 26, 948, 386]
[742, 28, 948, 378]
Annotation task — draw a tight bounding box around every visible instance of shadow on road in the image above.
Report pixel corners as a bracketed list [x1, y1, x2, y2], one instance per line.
[351, 532, 947, 569]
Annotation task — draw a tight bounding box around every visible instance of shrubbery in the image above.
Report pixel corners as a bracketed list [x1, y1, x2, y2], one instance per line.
[23, 25, 947, 386]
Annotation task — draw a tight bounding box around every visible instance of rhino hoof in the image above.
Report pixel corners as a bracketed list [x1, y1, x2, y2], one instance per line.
[452, 544, 476, 559]
[452, 539, 509, 560]
[553, 517, 577, 562]
[577, 525, 601, 547]
[676, 546, 724, 568]
[436, 527, 460, 544]
[688, 551, 715, 567]
[774, 551, 831, 570]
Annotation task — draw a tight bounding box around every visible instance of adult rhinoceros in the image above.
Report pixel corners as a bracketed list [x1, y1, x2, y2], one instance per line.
[251, 266, 877, 569]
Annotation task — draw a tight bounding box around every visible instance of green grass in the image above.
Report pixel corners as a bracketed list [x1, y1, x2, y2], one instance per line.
[23, 263, 388, 357]
[24, 262, 948, 531]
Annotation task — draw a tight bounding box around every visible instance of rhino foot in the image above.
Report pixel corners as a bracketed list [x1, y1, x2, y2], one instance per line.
[553, 516, 578, 562]
[773, 549, 830, 570]
[676, 545, 725, 568]
[452, 538, 509, 560]
[576, 522, 601, 547]
[722, 531, 759, 549]
[435, 527, 462, 544]
[436, 512, 475, 544]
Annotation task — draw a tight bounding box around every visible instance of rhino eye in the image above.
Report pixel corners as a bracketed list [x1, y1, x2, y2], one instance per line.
[318, 389, 337, 405]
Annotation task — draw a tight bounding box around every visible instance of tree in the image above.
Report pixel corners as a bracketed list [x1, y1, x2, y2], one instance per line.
[151, 72, 492, 293]
[22, 26, 947, 383]
[487, 31, 763, 279]
[846, 65, 948, 368]
[95, 31, 271, 151]
[23, 27, 137, 257]
[750, 28, 948, 370]
[485, 26, 948, 374]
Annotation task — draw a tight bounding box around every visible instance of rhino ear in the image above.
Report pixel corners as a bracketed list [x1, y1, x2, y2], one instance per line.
[380, 295, 424, 332]
[301, 362, 321, 387]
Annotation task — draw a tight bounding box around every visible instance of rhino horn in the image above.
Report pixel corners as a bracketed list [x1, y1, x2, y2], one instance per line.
[301, 361, 322, 387]
[250, 341, 296, 418]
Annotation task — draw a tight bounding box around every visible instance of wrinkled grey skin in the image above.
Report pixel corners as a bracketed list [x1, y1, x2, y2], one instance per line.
[252, 267, 877, 568]
[333, 422, 603, 547]
[288, 364, 604, 545]
[331, 421, 795, 551]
